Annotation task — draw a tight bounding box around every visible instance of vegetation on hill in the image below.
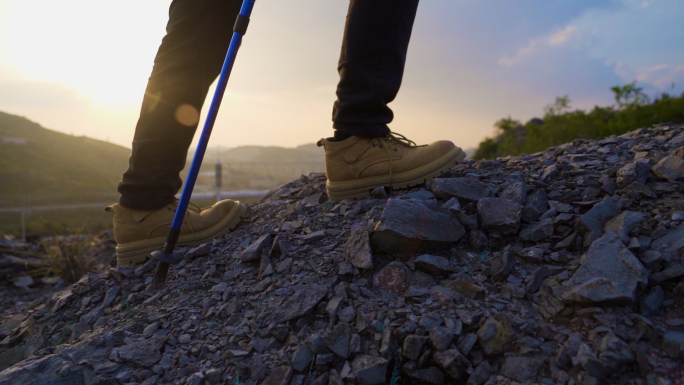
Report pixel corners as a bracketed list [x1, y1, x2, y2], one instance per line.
[0, 111, 130, 206]
[473, 83, 684, 159]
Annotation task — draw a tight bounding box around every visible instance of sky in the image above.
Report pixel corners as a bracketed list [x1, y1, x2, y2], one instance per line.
[0, 0, 683, 151]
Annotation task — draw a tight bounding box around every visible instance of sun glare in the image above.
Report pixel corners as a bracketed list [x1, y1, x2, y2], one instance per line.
[0, 0, 171, 105]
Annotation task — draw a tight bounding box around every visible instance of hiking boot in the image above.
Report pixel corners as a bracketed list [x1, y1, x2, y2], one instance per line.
[105, 199, 247, 266]
[317, 132, 466, 201]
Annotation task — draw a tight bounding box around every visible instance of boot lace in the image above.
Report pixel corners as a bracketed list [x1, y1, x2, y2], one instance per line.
[375, 132, 424, 189]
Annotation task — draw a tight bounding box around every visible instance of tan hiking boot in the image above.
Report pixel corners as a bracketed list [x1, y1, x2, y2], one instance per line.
[105, 199, 247, 266]
[318, 132, 466, 200]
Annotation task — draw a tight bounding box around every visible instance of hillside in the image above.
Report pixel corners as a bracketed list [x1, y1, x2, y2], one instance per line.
[1, 123, 683, 384]
[196, 144, 323, 164]
[0, 111, 130, 206]
[187, 144, 324, 192]
[0, 110, 325, 207]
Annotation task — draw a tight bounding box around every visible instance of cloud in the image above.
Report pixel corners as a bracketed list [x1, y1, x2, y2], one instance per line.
[615, 62, 684, 90]
[499, 25, 578, 67]
[548, 25, 578, 45]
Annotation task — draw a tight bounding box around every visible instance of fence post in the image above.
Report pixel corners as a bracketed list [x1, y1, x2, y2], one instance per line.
[21, 210, 26, 241]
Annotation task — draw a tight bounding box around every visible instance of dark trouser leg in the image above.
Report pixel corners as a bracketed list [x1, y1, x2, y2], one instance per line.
[332, 0, 419, 138]
[118, 0, 241, 210]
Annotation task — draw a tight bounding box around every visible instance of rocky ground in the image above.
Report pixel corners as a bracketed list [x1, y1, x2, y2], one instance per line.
[1, 123, 684, 385]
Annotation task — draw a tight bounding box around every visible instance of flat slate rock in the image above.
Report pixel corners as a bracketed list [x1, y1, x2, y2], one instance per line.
[562, 231, 648, 305]
[272, 284, 328, 323]
[414, 254, 451, 276]
[372, 199, 465, 253]
[652, 155, 684, 181]
[604, 211, 644, 244]
[427, 177, 492, 201]
[650, 225, 684, 257]
[477, 197, 522, 235]
[116, 339, 162, 368]
[577, 196, 622, 246]
[0, 354, 92, 385]
[344, 225, 373, 270]
[351, 355, 389, 385]
[241, 233, 272, 262]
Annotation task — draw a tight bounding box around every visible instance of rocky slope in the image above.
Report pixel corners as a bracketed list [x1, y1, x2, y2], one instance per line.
[1, 123, 684, 385]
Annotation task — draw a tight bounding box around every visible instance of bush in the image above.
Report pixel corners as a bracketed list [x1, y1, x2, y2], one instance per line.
[473, 83, 684, 159]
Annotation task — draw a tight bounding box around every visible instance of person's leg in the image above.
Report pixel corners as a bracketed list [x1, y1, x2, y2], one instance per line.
[117, 0, 241, 210]
[321, 0, 466, 201]
[332, 0, 419, 139]
[110, 0, 247, 267]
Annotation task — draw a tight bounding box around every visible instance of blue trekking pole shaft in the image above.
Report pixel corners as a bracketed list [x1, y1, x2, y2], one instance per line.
[170, 0, 256, 234]
[149, 0, 256, 289]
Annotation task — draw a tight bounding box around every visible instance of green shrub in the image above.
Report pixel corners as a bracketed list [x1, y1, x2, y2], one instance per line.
[473, 83, 684, 159]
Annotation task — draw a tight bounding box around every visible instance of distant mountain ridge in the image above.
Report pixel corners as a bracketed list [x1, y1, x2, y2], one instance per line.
[0, 110, 323, 206]
[190, 143, 323, 164]
[0, 111, 130, 206]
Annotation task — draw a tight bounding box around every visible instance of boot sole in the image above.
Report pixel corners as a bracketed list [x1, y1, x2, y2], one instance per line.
[326, 146, 466, 201]
[115, 202, 248, 267]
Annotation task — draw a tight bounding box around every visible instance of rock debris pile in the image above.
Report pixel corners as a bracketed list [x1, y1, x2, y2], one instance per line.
[1, 123, 684, 385]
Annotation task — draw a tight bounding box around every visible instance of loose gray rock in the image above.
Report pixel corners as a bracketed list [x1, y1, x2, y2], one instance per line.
[649, 263, 684, 284]
[576, 196, 622, 246]
[650, 225, 684, 258]
[432, 349, 470, 381]
[350, 355, 388, 385]
[562, 231, 648, 305]
[372, 199, 465, 253]
[467, 229, 489, 251]
[429, 326, 454, 351]
[344, 225, 373, 270]
[402, 362, 444, 385]
[301, 230, 326, 244]
[662, 331, 684, 358]
[291, 346, 313, 372]
[326, 323, 351, 358]
[442, 197, 461, 213]
[414, 254, 451, 276]
[186, 243, 211, 259]
[604, 211, 644, 244]
[598, 332, 634, 365]
[117, 339, 161, 368]
[477, 314, 512, 356]
[652, 155, 684, 181]
[241, 233, 272, 262]
[519, 218, 554, 242]
[616, 160, 650, 188]
[0, 354, 93, 385]
[457, 333, 478, 355]
[502, 356, 544, 383]
[477, 198, 522, 235]
[522, 189, 548, 223]
[428, 177, 492, 201]
[261, 366, 293, 385]
[500, 181, 528, 205]
[272, 284, 328, 323]
[372, 261, 410, 295]
[444, 279, 486, 300]
[455, 211, 478, 229]
[640, 285, 664, 316]
[491, 245, 516, 281]
[526, 265, 563, 294]
[370, 186, 387, 199]
[540, 165, 559, 181]
[402, 334, 428, 361]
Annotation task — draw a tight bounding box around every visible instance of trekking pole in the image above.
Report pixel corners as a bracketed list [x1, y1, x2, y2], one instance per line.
[148, 0, 256, 291]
